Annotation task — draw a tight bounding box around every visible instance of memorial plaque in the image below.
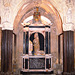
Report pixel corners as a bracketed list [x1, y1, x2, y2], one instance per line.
[29, 58, 45, 69]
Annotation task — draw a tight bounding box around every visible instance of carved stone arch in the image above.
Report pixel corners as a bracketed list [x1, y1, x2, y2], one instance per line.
[13, 0, 63, 35]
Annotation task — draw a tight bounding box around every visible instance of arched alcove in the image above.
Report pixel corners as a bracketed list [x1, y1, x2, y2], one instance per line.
[13, 0, 63, 73]
[0, 0, 74, 74]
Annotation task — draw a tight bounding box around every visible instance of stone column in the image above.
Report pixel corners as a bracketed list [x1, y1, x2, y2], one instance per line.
[1, 22, 13, 73]
[58, 35, 60, 64]
[63, 0, 75, 72]
[1, 4, 13, 73]
[1, 30, 13, 73]
[0, 27, 2, 71]
[26, 31, 29, 54]
[63, 8, 74, 74]
[45, 26, 51, 54]
[23, 26, 29, 54]
[45, 31, 51, 54]
[49, 32, 51, 54]
[23, 32, 26, 54]
[63, 31, 74, 73]
[45, 31, 48, 54]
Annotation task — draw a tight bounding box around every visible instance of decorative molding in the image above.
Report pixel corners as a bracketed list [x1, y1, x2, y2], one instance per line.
[3, 7, 11, 22]
[3, 0, 11, 7]
[33, 0, 42, 7]
[1, 7, 13, 30]
[0, 24, 2, 28]
[2, 28, 13, 30]
[66, 0, 74, 7]
[66, 8, 72, 23]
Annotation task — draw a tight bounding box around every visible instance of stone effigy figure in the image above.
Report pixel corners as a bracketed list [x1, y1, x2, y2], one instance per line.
[33, 32, 45, 55]
[33, 33, 40, 55]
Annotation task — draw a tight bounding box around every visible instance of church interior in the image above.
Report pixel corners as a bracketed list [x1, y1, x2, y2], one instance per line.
[0, 0, 75, 75]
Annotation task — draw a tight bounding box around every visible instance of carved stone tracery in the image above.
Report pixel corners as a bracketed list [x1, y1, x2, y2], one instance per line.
[3, 0, 11, 7]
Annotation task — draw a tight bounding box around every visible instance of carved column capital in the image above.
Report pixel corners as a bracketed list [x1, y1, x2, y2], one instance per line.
[2, 22, 13, 30]
[63, 22, 74, 31]
[0, 24, 2, 28]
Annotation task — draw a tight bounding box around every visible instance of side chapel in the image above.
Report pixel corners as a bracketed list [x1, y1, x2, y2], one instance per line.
[0, 0, 75, 75]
